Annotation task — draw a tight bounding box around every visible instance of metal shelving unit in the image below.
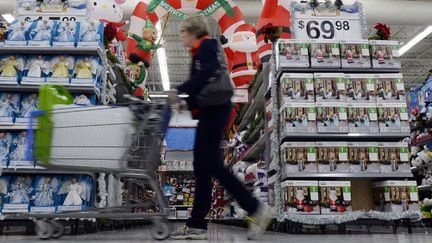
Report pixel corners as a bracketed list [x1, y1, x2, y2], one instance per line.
[237, 79, 266, 132]
[0, 46, 104, 57]
[0, 83, 100, 95]
[281, 133, 409, 143]
[277, 67, 401, 78]
[282, 172, 414, 180]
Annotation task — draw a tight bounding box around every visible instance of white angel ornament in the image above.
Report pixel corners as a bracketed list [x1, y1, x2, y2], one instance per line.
[33, 177, 59, 206]
[8, 176, 32, 204]
[7, 22, 31, 42]
[0, 93, 20, 118]
[0, 56, 25, 77]
[30, 20, 53, 41]
[55, 21, 76, 42]
[50, 56, 75, 79]
[59, 178, 90, 206]
[74, 57, 100, 79]
[0, 132, 12, 164]
[20, 94, 39, 119]
[26, 55, 49, 78]
[9, 131, 28, 162]
[80, 21, 100, 42]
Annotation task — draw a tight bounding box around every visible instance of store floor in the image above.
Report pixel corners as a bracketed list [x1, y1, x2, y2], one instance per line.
[0, 223, 429, 243]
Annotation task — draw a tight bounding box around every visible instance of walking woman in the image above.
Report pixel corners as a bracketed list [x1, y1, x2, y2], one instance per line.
[169, 16, 272, 240]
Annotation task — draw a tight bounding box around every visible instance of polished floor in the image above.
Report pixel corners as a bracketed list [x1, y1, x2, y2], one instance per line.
[0, 223, 429, 243]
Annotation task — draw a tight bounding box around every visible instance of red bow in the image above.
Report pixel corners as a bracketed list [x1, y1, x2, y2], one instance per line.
[102, 19, 128, 42]
[374, 23, 391, 40]
[262, 23, 280, 44]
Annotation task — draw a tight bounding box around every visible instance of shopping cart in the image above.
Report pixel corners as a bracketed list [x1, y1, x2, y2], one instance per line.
[18, 85, 172, 240]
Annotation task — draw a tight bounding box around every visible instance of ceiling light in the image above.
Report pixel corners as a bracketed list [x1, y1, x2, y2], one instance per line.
[156, 22, 170, 91]
[399, 26, 432, 56]
[2, 14, 16, 24]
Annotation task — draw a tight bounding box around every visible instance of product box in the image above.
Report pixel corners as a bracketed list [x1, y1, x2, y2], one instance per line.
[71, 56, 101, 86]
[5, 21, 32, 46]
[0, 56, 25, 84]
[315, 73, 346, 102]
[276, 39, 310, 68]
[78, 21, 104, 47]
[377, 102, 410, 133]
[377, 142, 410, 173]
[280, 73, 314, 103]
[21, 55, 49, 85]
[281, 180, 320, 214]
[281, 142, 317, 174]
[370, 40, 401, 69]
[280, 102, 316, 134]
[53, 21, 79, 47]
[9, 131, 34, 168]
[30, 176, 62, 213]
[340, 40, 371, 68]
[345, 74, 376, 103]
[0, 176, 10, 210]
[28, 20, 55, 46]
[316, 102, 348, 133]
[46, 56, 75, 84]
[3, 176, 33, 213]
[15, 93, 38, 124]
[316, 141, 349, 172]
[0, 93, 21, 125]
[347, 142, 380, 173]
[0, 132, 12, 167]
[375, 73, 405, 103]
[373, 180, 420, 213]
[310, 41, 341, 68]
[319, 181, 352, 214]
[347, 103, 379, 133]
[57, 175, 93, 211]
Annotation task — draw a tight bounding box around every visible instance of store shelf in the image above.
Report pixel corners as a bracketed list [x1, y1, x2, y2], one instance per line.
[282, 172, 413, 180]
[418, 185, 432, 191]
[0, 124, 33, 131]
[281, 133, 409, 143]
[2, 167, 93, 175]
[277, 67, 401, 77]
[237, 82, 266, 132]
[0, 45, 104, 57]
[0, 83, 100, 95]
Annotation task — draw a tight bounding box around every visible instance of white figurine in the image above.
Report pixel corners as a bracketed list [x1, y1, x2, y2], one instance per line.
[0, 94, 20, 118]
[31, 20, 53, 41]
[80, 21, 100, 42]
[8, 176, 32, 204]
[26, 55, 49, 78]
[55, 21, 76, 42]
[20, 94, 38, 119]
[33, 177, 59, 206]
[59, 178, 89, 206]
[7, 22, 31, 41]
[9, 131, 28, 162]
[0, 132, 12, 164]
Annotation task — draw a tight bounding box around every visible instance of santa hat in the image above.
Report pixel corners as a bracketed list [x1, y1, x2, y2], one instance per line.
[234, 23, 256, 35]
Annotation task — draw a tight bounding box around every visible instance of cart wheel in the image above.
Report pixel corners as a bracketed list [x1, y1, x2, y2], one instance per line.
[151, 221, 170, 240]
[35, 220, 53, 240]
[48, 220, 64, 239]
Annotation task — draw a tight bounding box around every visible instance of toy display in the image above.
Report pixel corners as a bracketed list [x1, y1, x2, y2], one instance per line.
[345, 74, 376, 102]
[281, 142, 317, 174]
[316, 102, 348, 133]
[78, 21, 103, 46]
[47, 56, 75, 84]
[0, 176, 10, 209]
[280, 102, 316, 134]
[53, 21, 78, 46]
[9, 131, 32, 168]
[340, 40, 371, 68]
[347, 103, 379, 133]
[310, 41, 341, 68]
[276, 40, 309, 68]
[370, 40, 401, 69]
[316, 141, 349, 173]
[5, 21, 31, 45]
[378, 142, 410, 173]
[280, 73, 314, 103]
[0, 132, 12, 167]
[347, 142, 380, 173]
[31, 176, 61, 212]
[315, 73, 346, 102]
[58, 175, 93, 211]
[0, 93, 21, 125]
[281, 180, 319, 214]
[28, 20, 54, 46]
[319, 181, 352, 214]
[22, 55, 49, 84]
[0, 56, 25, 83]
[373, 181, 419, 213]
[3, 176, 33, 213]
[71, 57, 101, 85]
[375, 74, 405, 103]
[16, 0, 88, 14]
[377, 102, 410, 133]
[163, 174, 196, 207]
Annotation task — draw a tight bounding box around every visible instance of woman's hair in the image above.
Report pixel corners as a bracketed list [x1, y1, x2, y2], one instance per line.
[180, 16, 210, 39]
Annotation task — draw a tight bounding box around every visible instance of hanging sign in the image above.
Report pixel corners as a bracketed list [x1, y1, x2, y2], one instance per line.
[232, 88, 249, 103]
[291, 1, 364, 41]
[146, 0, 234, 19]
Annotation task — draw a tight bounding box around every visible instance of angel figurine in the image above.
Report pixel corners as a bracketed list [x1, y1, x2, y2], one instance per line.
[26, 55, 49, 77]
[33, 177, 59, 206]
[0, 177, 9, 206]
[8, 177, 32, 204]
[9, 131, 28, 162]
[74, 58, 99, 79]
[59, 178, 88, 206]
[55, 21, 76, 42]
[0, 132, 12, 164]
[74, 95, 91, 105]
[0, 56, 25, 77]
[0, 93, 20, 118]
[30, 20, 53, 41]
[20, 94, 38, 119]
[51, 56, 74, 78]
[80, 21, 100, 42]
[7, 22, 31, 41]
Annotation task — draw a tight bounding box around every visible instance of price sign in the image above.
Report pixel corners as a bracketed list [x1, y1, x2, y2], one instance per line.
[232, 88, 249, 103]
[291, 2, 364, 41]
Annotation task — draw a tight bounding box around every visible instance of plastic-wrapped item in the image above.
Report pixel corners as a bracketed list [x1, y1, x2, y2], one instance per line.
[319, 181, 352, 214]
[370, 40, 401, 69]
[281, 180, 319, 214]
[276, 40, 309, 68]
[340, 40, 371, 68]
[347, 142, 380, 173]
[316, 102, 348, 133]
[310, 40, 341, 68]
[316, 141, 349, 173]
[347, 103, 379, 133]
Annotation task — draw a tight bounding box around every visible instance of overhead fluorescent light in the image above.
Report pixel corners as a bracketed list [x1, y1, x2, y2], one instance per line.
[156, 22, 170, 91]
[399, 26, 432, 56]
[2, 14, 16, 24]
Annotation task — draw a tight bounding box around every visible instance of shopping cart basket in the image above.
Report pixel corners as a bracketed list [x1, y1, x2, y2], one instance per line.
[20, 85, 172, 240]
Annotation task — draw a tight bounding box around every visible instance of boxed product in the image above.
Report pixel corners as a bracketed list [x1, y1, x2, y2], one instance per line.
[3, 176, 33, 213]
[53, 21, 79, 47]
[345, 74, 376, 103]
[316, 141, 349, 172]
[15, 93, 38, 124]
[78, 20, 104, 47]
[378, 142, 410, 173]
[280, 73, 314, 103]
[373, 181, 420, 213]
[71, 56, 102, 86]
[347, 142, 380, 173]
[319, 181, 352, 214]
[340, 40, 371, 68]
[316, 102, 348, 133]
[276, 39, 310, 68]
[22, 55, 49, 85]
[0, 55, 26, 84]
[375, 73, 405, 103]
[0, 93, 21, 125]
[0, 176, 10, 210]
[0, 132, 12, 167]
[281, 142, 317, 174]
[377, 102, 410, 133]
[46, 56, 75, 84]
[30, 176, 62, 213]
[281, 180, 320, 214]
[280, 102, 316, 134]
[310, 40, 341, 68]
[347, 103, 379, 133]
[57, 175, 94, 211]
[5, 21, 32, 46]
[9, 131, 34, 168]
[28, 20, 55, 46]
[370, 40, 401, 69]
[315, 73, 346, 102]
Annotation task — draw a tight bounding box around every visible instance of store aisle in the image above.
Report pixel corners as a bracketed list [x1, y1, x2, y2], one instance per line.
[0, 224, 429, 243]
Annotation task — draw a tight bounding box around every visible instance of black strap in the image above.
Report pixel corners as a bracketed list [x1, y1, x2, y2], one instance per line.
[256, 26, 291, 37]
[232, 62, 256, 70]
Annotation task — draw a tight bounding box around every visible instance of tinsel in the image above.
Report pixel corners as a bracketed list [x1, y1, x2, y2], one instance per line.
[97, 173, 107, 208]
[116, 176, 124, 206]
[107, 174, 117, 207]
[283, 211, 422, 225]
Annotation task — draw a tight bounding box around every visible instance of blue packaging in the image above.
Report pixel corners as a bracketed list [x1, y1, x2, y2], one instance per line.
[0, 55, 26, 84]
[0, 132, 12, 167]
[78, 20, 104, 47]
[71, 56, 102, 87]
[9, 131, 34, 168]
[16, 93, 38, 124]
[0, 93, 21, 125]
[53, 21, 80, 47]
[57, 175, 93, 211]
[22, 55, 49, 85]
[30, 175, 62, 213]
[0, 176, 11, 210]
[28, 20, 56, 46]
[5, 21, 32, 46]
[3, 176, 33, 213]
